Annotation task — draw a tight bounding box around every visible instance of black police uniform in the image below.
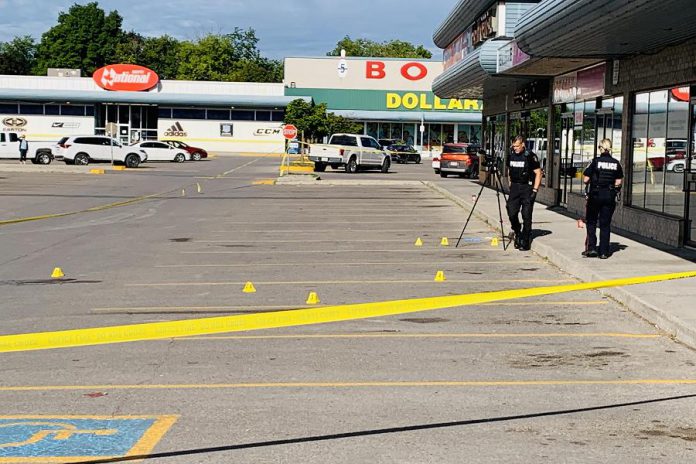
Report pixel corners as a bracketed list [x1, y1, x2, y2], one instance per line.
[583, 152, 624, 258]
[506, 149, 541, 249]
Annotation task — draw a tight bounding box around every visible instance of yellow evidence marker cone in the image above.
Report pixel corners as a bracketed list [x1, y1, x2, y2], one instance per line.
[51, 267, 65, 279]
[242, 281, 256, 293]
[414, 237, 423, 247]
[491, 237, 499, 247]
[440, 237, 449, 246]
[434, 270, 446, 282]
[306, 291, 320, 305]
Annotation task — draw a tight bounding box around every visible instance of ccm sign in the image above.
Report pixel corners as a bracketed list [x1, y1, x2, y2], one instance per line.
[365, 61, 428, 81]
[93, 64, 159, 91]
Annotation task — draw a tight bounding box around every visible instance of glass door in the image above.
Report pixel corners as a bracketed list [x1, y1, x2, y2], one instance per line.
[687, 103, 696, 245]
[559, 114, 575, 207]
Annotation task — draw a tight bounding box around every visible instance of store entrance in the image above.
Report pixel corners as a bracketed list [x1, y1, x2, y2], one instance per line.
[687, 103, 696, 246]
[559, 114, 575, 207]
[95, 104, 158, 144]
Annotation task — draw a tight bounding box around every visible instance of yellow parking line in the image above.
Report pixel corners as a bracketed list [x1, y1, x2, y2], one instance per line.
[126, 279, 576, 287]
[0, 271, 693, 353]
[154, 260, 538, 268]
[180, 249, 508, 254]
[1, 379, 695, 392]
[181, 332, 659, 341]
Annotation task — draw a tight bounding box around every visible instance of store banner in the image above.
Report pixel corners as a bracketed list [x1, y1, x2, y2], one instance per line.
[285, 87, 482, 113]
[553, 73, 577, 104]
[576, 64, 606, 100]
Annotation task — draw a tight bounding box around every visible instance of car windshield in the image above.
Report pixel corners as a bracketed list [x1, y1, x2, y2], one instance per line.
[442, 145, 470, 154]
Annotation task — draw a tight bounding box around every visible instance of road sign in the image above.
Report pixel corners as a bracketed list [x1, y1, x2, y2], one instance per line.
[283, 124, 298, 140]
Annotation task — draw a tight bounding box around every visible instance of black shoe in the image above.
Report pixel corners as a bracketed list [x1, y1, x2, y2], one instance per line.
[583, 250, 598, 258]
[518, 239, 530, 251]
[599, 254, 610, 259]
[513, 232, 522, 249]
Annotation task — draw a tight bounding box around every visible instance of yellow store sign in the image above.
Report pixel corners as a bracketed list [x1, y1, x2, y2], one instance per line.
[386, 93, 482, 111]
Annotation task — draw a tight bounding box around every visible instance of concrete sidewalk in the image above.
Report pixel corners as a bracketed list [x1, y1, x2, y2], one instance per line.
[428, 179, 696, 350]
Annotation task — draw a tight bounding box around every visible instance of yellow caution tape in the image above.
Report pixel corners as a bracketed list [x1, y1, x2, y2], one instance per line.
[0, 271, 694, 353]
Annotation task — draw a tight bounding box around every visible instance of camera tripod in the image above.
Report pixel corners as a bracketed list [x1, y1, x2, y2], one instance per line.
[455, 158, 510, 250]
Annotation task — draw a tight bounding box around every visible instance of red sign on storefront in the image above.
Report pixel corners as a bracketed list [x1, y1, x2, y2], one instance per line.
[93, 64, 159, 92]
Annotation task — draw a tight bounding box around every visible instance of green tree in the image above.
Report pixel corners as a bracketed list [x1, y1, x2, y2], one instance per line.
[327, 36, 432, 59]
[229, 58, 283, 83]
[0, 36, 37, 75]
[284, 99, 363, 142]
[34, 2, 125, 75]
[326, 113, 363, 135]
[115, 33, 181, 80]
[284, 99, 329, 142]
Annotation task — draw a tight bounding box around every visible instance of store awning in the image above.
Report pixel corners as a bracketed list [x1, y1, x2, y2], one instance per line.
[432, 39, 508, 99]
[329, 110, 482, 124]
[0, 89, 310, 108]
[433, 0, 498, 49]
[515, 0, 696, 57]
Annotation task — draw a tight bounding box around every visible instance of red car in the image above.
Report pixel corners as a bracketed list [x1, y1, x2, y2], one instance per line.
[437, 143, 480, 178]
[162, 140, 208, 161]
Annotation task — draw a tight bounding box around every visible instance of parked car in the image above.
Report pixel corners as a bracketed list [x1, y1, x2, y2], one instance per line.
[53, 135, 147, 168]
[162, 140, 208, 161]
[0, 132, 54, 164]
[131, 141, 190, 163]
[432, 155, 441, 174]
[667, 155, 696, 173]
[437, 143, 480, 178]
[308, 134, 390, 173]
[384, 143, 421, 164]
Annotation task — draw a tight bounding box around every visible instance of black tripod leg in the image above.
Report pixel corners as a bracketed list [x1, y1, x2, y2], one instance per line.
[455, 179, 488, 248]
[492, 170, 509, 250]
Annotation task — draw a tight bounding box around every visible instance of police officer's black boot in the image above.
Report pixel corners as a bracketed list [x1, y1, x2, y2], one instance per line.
[519, 231, 531, 251]
[513, 230, 522, 249]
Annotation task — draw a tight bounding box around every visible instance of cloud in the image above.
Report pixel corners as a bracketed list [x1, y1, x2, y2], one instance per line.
[0, 0, 452, 59]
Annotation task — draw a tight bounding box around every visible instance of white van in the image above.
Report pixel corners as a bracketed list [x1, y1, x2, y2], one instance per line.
[0, 133, 54, 164]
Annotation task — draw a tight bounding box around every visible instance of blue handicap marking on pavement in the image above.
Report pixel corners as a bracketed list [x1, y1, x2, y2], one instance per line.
[0, 415, 177, 461]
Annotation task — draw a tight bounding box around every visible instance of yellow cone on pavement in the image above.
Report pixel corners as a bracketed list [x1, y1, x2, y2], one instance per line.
[242, 281, 256, 293]
[306, 291, 320, 305]
[491, 237, 499, 247]
[440, 237, 449, 246]
[434, 270, 446, 282]
[51, 267, 65, 279]
[414, 237, 423, 247]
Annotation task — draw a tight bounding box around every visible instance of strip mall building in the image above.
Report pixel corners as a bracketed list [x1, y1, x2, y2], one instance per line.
[0, 58, 483, 157]
[433, 0, 696, 248]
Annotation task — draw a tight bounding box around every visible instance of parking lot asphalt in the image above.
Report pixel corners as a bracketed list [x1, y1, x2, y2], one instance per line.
[1, 156, 696, 462]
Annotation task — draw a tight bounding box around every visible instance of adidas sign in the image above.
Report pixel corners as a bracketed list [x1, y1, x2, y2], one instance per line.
[164, 122, 187, 137]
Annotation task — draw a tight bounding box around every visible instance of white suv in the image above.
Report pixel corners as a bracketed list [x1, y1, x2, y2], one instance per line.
[54, 136, 147, 168]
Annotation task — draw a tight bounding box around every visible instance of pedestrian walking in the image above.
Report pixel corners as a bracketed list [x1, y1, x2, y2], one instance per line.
[582, 138, 624, 259]
[506, 135, 543, 250]
[18, 134, 28, 164]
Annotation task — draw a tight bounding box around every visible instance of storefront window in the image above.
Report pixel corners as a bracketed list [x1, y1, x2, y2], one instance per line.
[529, 108, 549, 173]
[470, 125, 481, 144]
[631, 88, 688, 216]
[366, 122, 378, 139]
[403, 125, 415, 145]
[458, 125, 470, 143]
[443, 124, 454, 144]
[427, 124, 442, 149]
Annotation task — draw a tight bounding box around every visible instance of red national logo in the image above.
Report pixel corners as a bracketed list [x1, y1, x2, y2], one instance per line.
[93, 64, 159, 92]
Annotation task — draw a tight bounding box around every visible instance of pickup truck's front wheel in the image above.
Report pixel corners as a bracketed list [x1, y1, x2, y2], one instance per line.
[346, 157, 358, 174]
[381, 157, 391, 173]
[313, 162, 326, 172]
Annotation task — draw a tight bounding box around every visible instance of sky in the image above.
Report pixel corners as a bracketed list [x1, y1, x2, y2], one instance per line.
[0, 0, 457, 59]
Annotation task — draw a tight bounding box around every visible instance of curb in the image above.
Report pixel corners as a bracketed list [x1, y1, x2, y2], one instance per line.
[425, 180, 696, 349]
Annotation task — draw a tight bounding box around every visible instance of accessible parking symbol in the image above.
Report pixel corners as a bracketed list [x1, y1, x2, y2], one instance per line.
[0, 415, 177, 462]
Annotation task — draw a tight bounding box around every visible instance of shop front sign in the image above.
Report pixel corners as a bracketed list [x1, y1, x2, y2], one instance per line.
[471, 7, 498, 47]
[366, 61, 429, 81]
[93, 64, 159, 92]
[386, 92, 481, 111]
[553, 73, 577, 104]
[576, 64, 606, 100]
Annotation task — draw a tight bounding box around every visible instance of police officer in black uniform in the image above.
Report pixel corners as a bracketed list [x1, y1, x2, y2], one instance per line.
[582, 138, 624, 259]
[507, 136, 543, 251]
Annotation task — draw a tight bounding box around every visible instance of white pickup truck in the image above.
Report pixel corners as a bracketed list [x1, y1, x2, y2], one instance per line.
[309, 134, 391, 173]
[0, 132, 54, 164]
